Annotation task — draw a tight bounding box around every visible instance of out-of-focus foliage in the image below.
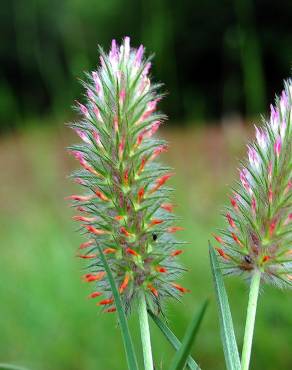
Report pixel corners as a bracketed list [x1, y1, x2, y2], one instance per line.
[1, 0, 291, 131]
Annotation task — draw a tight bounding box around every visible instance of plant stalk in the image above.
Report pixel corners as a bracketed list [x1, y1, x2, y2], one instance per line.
[241, 270, 261, 370]
[138, 293, 154, 370]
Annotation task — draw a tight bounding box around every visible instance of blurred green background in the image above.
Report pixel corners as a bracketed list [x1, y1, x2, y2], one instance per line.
[0, 1, 291, 369]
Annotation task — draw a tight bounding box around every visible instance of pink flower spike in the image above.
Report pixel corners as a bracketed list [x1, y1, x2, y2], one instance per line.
[136, 130, 146, 146]
[140, 100, 158, 122]
[270, 104, 280, 132]
[87, 89, 95, 101]
[66, 38, 189, 312]
[280, 90, 288, 114]
[73, 215, 97, 223]
[111, 39, 117, 54]
[74, 177, 86, 186]
[230, 196, 239, 211]
[93, 106, 101, 121]
[149, 173, 174, 193]
[226, 213, 236, 228]
[124, 36, 130, 59]
[248, 146, 260, 170]
[147, 121, 161, 138]
[143, 62, 151, 76]
[150, 144, 168, 161]
[119, 137, 126, 158]
[92, 130, 102, 147]
[92, 72, 101, 95]
[109, 39, 118, 63]
[255, 126, 267, 150]
[114, 116, 119, 132]
[280, 120, 287, 139]
[284, 180, 292, 195]
[65, 194, 94, 202]
[99, 56, 105, 68]
[74, 128, 91, 144]
[135, 45, 144, 66]
[139, 76, 150, 94]
[119, 89, 126, 104]
[251, 197, 257, 215]
[70, 150, 84, 162]
[284, 213, 292, 226]
[240, 168, 252, 194]
[78, 103, 89, 118]
[274, 137, 282, 157]
[268, 162, 273, 182]
[210, 79, 292, 290]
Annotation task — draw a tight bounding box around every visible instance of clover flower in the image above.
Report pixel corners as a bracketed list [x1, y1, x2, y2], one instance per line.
[66, 37, 187, 314]
[213, 79, 292, 288]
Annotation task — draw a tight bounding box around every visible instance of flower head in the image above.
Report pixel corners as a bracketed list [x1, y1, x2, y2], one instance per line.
[213, 79, 292, 288]
[66, 38, 187, 313]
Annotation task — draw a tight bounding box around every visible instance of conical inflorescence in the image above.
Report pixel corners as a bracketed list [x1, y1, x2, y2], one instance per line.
[213, 80, 292, 288]
[66, 37, 187, 314]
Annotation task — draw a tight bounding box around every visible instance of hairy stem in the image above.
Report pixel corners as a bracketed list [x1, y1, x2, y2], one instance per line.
[138, 293, 154, 370]
[241, 270, 261, 370]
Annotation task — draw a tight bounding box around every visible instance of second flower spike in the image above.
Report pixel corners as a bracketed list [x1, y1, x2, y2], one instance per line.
[213, 80, 292, 288]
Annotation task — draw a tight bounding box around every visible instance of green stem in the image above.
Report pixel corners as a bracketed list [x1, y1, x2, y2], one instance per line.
[138, 293, 154, 370]
[241, 270, 261, 370]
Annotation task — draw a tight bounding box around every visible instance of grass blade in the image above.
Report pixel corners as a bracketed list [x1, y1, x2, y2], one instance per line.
[148, 310, 200, 370]
[209, 244, 241, 370]
[168, 300, 208, 370]
[0, 365, 30, 370]
[98, 246, 139, 370]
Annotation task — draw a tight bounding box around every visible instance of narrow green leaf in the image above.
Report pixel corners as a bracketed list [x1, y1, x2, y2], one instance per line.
[98, 246, 139, 370]
[148, 310, 201, 370]
[0, 365, 29, 370]
[209, 244, 241, 370]
[168, 300, 208, 370]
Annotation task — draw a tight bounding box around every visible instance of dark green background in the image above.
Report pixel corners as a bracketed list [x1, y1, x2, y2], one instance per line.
[1, 0, 291, 130]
